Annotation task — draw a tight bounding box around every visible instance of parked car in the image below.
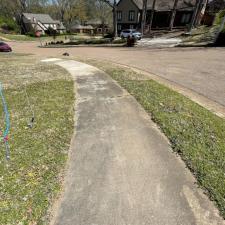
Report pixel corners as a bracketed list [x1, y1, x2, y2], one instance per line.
[0, 42, 12, 52]
[120, 29, 142, 40]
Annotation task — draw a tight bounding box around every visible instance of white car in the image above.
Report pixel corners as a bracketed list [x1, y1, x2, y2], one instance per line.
[120, 29, 142, 40]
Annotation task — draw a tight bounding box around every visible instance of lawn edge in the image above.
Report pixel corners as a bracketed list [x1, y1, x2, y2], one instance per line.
[107, 61, 225, 119]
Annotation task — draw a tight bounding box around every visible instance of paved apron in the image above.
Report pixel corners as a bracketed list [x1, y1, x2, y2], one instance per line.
[50, 60, 224, 225]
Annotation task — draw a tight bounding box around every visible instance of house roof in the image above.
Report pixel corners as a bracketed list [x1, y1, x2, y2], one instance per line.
[58, 23, 66, 30]
[71, 24, 94, 30]
[85, 19, 109, 25]
[22, 13, 59, 24]
[131, 0, 196, 11]
[86, 19, 102, 25]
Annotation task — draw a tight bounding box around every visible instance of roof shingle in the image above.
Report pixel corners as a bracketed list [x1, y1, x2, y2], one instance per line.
[132, 0, 196, 11]
[22, 13, 58, 24]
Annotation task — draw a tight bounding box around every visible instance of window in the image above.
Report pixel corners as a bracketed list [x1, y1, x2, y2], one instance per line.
[181, 14, 191, 24]
[118, 24, 122, 31]
[117, 11, 122, 21]
[129, 10, 135, 21]
[97, 28, 102, 33]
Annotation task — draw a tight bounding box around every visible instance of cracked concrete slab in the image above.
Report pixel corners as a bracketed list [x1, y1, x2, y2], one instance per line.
[50, 60, 224, 225]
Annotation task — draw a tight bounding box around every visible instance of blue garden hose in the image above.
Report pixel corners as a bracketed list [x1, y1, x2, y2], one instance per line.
[0, 82, 10, 160]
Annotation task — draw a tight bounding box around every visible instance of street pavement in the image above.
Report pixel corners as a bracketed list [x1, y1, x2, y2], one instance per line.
[10, 41, 225, 112]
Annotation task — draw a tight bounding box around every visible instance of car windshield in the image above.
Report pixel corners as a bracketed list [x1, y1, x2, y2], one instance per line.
[0, 42, 5, 46]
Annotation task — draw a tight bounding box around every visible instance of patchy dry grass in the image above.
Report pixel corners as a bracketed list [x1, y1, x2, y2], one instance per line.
[80, 58, 225, 219]
[0, 53, 71, 89]
[0, 54, 74, 224]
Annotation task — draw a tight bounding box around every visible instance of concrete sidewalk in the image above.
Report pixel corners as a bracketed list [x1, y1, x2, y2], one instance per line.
[51, 60, 224, 225]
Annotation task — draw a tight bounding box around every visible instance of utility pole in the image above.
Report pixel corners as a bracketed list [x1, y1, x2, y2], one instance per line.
[141, 0, 148, 35]
[169, 0, 179, 31]
[188, 0, 201, 33]
[149, 0, 157, 34]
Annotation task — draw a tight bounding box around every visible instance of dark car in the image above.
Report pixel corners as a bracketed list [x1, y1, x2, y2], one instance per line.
[0, 42, 12, 52]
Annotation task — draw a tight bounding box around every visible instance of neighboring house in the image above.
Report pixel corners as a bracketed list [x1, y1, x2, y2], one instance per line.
[21, 13, 66, 35]
[116, 0, 196, 32]
[70, 24, 94, 34]
[85, 19, 110, 34]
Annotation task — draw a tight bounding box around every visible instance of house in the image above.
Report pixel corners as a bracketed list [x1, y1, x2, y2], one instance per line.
[70, 24, 94, 35]
[21, 13, 66, 35]
[85, 19, 110, 34]
[116, 0, 196, 32]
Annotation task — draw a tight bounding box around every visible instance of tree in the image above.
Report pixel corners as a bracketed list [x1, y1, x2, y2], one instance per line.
[188, 0, 201, 32]
[99, 0, 118, 37]
[141, 0, 147, 35]
[18, 0, 28, 12]
[95, 0, 112, 36]
[65, 0, 87, 25]
[149, 0, 157, 34]
[195, 0, 208, 26]
[52, 0, 70, 22]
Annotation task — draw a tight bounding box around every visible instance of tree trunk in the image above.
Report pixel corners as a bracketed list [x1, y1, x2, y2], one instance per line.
[102, 20, 105, 37]
[149, 0, 157, 34]
[188, 0, 201, 33]
[19, 0, 27, 12]
[169, 0, 179, 30]
[141, 0, 147, 35]
[195, 0, 208, 26]
[113, 0, 118, 37]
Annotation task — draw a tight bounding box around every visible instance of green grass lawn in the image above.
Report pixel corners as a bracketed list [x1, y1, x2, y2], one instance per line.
[80, 59, 225, 219]
[0, 33, 37, 41]
[0, 54, 74, 224]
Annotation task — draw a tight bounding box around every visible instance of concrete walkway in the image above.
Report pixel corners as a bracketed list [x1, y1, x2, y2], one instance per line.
[50, 60, 224, 225]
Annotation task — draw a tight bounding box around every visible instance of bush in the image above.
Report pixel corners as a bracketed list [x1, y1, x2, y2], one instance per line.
[113, 38, 126, 44]
[213, 10, 225, 45]
[214, 10, 225, 33]
[85, 38, 111, 44]
[0, 17, 19, 32]
[104, 33, 114, 38]
[26, 32, 36, 37]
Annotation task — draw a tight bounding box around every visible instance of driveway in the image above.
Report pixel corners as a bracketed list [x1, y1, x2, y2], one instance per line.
[10, 41, 225, 109]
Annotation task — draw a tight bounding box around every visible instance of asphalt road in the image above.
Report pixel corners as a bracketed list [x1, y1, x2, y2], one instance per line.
[10, 42, 225, 110]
